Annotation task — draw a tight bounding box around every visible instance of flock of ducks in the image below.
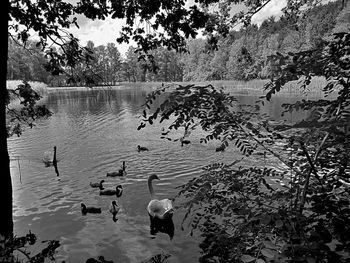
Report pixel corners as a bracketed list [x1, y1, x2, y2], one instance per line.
[44, 145, 174, 224]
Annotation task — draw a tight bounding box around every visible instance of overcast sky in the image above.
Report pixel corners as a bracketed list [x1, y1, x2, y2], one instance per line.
[67, 0, 287, 56]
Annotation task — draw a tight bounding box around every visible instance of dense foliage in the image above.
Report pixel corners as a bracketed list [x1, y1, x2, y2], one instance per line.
[138, 31, 350, 262]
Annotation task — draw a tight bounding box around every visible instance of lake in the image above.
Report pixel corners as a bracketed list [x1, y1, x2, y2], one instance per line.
[8, 85, 308, 262]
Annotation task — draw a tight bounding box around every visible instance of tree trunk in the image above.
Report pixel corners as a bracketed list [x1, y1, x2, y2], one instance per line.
[0, 0, 13, 238]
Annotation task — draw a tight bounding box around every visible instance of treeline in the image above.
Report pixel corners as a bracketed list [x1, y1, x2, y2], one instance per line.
[7, 0, 348, 86]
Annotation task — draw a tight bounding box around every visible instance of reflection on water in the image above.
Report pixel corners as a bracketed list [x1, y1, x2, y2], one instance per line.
[8, 86, 310, 262]
[150, 216, 175, 240]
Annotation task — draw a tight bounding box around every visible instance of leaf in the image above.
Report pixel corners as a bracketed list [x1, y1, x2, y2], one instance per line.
[260, 215, 271, 225]
[261, 248, 275, 259]
[275, 220, 283, 228]
[241, 254, 255, 263]
[263, 241, 276, 250]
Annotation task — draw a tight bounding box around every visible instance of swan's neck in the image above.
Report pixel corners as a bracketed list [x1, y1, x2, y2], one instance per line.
[148, 178, 156, 199]
[53, 148, 57, 162]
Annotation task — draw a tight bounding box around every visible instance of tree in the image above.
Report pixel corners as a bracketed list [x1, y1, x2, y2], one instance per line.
[137, 31, 350, 262]
[4, 0, 343, 241]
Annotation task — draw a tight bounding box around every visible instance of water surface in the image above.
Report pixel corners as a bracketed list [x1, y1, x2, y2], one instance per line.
[8, 86, 308, 262]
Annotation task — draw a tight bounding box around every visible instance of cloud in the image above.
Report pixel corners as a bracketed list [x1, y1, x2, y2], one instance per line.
[67, 0, 287, 55]
[68, 17, 133, 56]
[251, 0, 287, 25]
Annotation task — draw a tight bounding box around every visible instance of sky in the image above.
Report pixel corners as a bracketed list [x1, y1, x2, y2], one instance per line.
[67, 0, 287, 56]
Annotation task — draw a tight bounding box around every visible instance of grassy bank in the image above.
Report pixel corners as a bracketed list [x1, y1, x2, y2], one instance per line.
[8, 77, 330, 98]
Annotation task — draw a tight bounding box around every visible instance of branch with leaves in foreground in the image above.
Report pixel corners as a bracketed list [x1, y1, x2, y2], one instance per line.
[138, 32, 350, 262]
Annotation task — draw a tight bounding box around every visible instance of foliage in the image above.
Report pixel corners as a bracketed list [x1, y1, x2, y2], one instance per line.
[6, 81, 51, 137]
[138, 32, 350, 262]
[0, 232, 60, 263]
[8, 1, 344, 85]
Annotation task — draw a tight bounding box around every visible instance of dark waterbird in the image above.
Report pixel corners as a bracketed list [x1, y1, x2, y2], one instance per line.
[137, 145, 149, 152]
[106, 161, 126, 177]
[100, 185, 123, 197]
[90, 179, 105, 190]
[81, 203, 102, 214]
[109, 200, 120, 222]
[215, 144, 226, 152]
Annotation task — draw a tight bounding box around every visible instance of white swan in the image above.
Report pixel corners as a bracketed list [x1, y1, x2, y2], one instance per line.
[147, 174, 174, 220]
[43, 146, 57, 167]
[109, 200, 120, 222]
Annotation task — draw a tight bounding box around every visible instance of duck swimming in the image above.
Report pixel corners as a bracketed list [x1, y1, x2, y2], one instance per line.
[138, 145, 149, 152]
[109, 200, 120, 222]
[90, 180, 105, 190]
[107, 161, 126, 177]
[100, 185, 123, 197]
[147, 174, 174, 220]
[81, 203, 102, 214]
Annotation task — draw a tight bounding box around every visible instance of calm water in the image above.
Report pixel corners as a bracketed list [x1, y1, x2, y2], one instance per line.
[8, 86, 308, 262]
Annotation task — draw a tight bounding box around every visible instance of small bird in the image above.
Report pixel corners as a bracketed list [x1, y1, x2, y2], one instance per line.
[181, 139, 191, 146]
[81, 203, 102, 214]
[138, 145, 149, 152]
[106, 161, 126, 177]
[90, 180, 105, 190]
[100, 185, 123, 197]
[109, 200, 120, 222]
[215, 144, 226, 152]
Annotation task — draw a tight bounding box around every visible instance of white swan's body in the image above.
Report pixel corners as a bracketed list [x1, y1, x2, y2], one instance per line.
[43, 146, 57, 167]
[147, 174, 173, 220]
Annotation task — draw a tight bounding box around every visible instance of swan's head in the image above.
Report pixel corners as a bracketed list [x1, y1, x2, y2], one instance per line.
[100, 180, 105, 184]
[137, 145, 141, 149]
[112, 200, 117, 206]
[81, 203, 86, 209]
[54, 146, 57, 151]
[149, 174, 160, 181]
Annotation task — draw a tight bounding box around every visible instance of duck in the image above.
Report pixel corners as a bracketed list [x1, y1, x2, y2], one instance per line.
[138, 145, 149, 152]
[106, 161, 126, 177]
[215, 143, 226, 152]
[109, 200, 120, 222]
[100, 185, 123, 197]
[90, 180, 105, 190]
[180, 139, 191, 146]
[43, 146, 57, 167]
[81, 203, 102, 214]
[147, 174, 174, 220]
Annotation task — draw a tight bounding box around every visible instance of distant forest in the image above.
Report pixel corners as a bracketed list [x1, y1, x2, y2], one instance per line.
[7, 0, 350, 86]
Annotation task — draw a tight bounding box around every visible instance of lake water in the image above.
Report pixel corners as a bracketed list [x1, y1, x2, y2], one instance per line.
[8, 86, 308, 262]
